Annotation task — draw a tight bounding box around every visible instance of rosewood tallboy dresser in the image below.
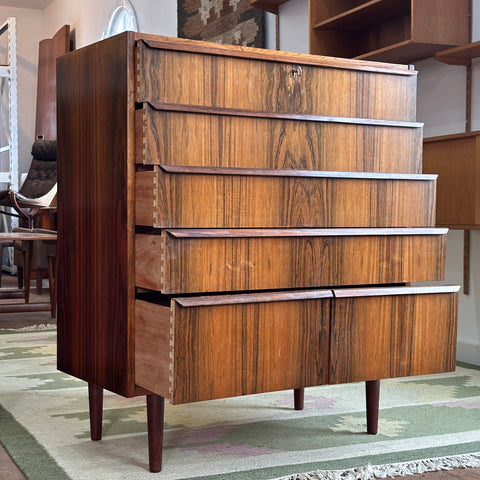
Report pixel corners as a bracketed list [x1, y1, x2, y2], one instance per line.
[56, 32, 459, 472]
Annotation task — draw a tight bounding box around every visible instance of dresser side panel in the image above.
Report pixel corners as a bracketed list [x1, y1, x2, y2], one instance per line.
[57, 32, 137, 396]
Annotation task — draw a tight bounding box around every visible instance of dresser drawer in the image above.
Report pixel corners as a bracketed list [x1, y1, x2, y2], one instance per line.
[135, 285, 459, 404]
[135, 39, 417, 121]
[136, 103, 423, 173]
[330, 285, 459, 384]
[135, 290, 332, 404]
[135, 166, 437, 228]
[135, 228, 447, 293]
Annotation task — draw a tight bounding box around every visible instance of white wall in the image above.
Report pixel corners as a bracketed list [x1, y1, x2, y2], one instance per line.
[43, 0, 177, 48]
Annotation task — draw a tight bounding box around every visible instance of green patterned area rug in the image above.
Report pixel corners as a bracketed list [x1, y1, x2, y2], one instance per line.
[1, 330, 480, 480]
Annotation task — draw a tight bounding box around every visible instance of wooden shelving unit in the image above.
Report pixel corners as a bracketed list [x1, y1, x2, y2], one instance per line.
[250, 0, 288, 15]
[311, 0, 409, 32]
[252, 0, 470, 64]
[435, 39, 480, 65]
[422, 9, 476, 294]
[309, 0, 470, 63]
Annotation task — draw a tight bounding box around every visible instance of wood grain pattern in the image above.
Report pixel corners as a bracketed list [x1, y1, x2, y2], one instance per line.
[35, 24, 71, 139]
[135, 300, 172, 399]
[136, 41, 417, 121]
[135, 229, 447, 293]
[57, 32, 138, 397]
[423, 132, 480, 228]
[171, 296, 330, 403]
[435, 40, 480, 66]
[136, 34, 415, 74]
[330, 288, 459, 384]
[309, 0, 469, 63]
[136, 166, 437, 228]
[136, 104, 423, 173]
[56, 32, 460, 471]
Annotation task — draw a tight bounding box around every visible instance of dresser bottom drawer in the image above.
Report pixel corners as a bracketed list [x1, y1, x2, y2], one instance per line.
[135, 290, 332, 404]
[135, 286, 459, 405]
[330, 286, 459, 384]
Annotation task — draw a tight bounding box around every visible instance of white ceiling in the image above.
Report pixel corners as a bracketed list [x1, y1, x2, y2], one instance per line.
[0, 0, 54, 9]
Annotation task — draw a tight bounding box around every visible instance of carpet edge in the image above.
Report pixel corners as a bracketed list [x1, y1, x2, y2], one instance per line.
[277, 452, 480, 480]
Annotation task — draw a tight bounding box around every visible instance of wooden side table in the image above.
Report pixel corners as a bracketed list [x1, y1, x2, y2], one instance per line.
[0, 230, 57, 315]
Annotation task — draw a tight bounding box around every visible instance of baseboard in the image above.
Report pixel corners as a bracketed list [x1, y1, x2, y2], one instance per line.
[457, 338, 480, 366]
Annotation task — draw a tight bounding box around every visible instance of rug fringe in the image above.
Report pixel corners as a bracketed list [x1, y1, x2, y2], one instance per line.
[278, 452, 480, 480]
[2, 324, 57, 332]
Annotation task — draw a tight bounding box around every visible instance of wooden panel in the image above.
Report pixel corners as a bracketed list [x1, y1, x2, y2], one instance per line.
[250, 0, 289, 15]
[171, 293, 330, 403]
[135, 228, 447, 293]
[330, 286, 459, 384]
[35, 24, 71, 139]
[135, 300, 172, 398]
[136, 40, 417, 122]
[135, 166, 437, 228]
[312, 0, 410, 31]
[136, 104, 423, 173]
[309, 0, 469, 64]
[57, 32, 138, 397]
[435, 40, 480, 66]
[136, 291, 332, 403]
[411, 0, 469, 46]
[423, 132, 480, 228]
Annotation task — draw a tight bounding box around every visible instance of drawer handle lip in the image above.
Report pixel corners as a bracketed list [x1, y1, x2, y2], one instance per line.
[333, 285, 460, 298]
[158, 164, 436, 181]
[174, 289, 334, 308]
[148, 284, 460, 309]
[138, 38, 417, 76]
[161, 227, 449, 238]
[145, 101, 423, 128]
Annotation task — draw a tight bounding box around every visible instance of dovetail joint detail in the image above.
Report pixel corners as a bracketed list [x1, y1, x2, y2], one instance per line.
[169, 306, 175, 400]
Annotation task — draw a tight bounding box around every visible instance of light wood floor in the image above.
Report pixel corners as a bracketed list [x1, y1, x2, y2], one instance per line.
[0, 274, 479, 479]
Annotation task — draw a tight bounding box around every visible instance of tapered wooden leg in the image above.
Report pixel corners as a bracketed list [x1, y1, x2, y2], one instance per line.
[147, 394, 165, 473]
[366, 379, 380, 435]
[88, 383, 103, 441]
[294, 387, 304, 410]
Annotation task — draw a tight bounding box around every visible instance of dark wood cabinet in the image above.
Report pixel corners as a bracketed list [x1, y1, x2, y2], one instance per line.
[57, 32, 458, 472]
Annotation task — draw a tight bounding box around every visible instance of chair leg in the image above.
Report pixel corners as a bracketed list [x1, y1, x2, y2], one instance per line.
[17, 266, 23, 289]
[36, 270, 43, 295]
[47, 254, 56, 317]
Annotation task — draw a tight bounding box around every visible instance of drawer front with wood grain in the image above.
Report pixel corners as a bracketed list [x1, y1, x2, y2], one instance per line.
[135, 39, 417, 121]
[136, 104, 423, 173]
[135, 166, 437, 228]
[330, 286, 459, 384]
[135, 290, 332, 404]
[135, 228, 447, 293]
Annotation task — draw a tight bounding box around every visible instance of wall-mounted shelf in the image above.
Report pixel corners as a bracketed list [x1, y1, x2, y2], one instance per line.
[423, 131, 480, 229]
[250, 0, 289, 15]
[312, 0, 409, 33]
[435, 40, 480, 65]
[309, 0, 469, 64]
[422, 6, 474, 294]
